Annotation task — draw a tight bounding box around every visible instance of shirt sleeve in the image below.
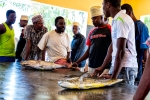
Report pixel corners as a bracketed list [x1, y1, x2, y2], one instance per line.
[140, 23, 150, 49]
[116, 19, 129, 39]
[37, 32, 49, 50]
[66, 34, 71, 52]
[24, 25, 31, 40]
[86, 28, 96, 46]
[107, 24, 112, 32]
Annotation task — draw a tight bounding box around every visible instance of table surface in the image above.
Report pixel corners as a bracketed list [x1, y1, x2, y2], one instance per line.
[0, 62, 137, 100]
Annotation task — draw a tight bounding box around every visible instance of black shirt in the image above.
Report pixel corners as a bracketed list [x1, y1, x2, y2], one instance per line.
[87, 25, 111, 68]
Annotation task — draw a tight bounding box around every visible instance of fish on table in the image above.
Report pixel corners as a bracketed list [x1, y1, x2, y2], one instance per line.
[20, 58, 71, 70]
[58, 74, 123, 89]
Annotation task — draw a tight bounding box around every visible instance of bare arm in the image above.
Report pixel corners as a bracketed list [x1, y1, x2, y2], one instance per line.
[133, 54, 150, 100]
[111, 38, 126, 79]
[25, 39, 31, 60]
[100, 43, 112, 70]
[41, 47, 46, 61]
[66, 52, 71, 62]
[0, 24, 6, 34]
[143, 49, 149, 62]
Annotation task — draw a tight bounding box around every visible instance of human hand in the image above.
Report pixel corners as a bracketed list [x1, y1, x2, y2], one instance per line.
[71, 62, 78, 68]
[100, 74, 111, 79]
[91, 67, 104, 77]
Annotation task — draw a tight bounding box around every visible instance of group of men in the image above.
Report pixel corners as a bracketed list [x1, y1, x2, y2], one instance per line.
[0, 0, 150, 99]
[0, 10, 86, 68]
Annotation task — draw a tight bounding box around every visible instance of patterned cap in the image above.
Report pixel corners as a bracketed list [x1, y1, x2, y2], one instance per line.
[32, 15, 43, 23]
[90, 6, 103, 18]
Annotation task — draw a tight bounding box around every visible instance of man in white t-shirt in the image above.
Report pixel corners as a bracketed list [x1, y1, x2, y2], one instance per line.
[93, 0, 138, 85]
[38, 16, 71, 62]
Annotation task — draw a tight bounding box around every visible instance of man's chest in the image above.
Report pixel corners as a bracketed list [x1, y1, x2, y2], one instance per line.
[90, 28, 110, 43]
[48, 35, 68, 47]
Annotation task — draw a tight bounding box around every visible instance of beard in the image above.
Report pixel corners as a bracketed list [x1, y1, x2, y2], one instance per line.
[56, 26, 65, 33]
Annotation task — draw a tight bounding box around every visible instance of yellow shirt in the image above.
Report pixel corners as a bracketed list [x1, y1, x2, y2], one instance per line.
[0, 23, 15, 56]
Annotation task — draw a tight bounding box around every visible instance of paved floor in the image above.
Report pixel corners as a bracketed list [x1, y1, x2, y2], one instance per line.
[0, 62, 137, 100]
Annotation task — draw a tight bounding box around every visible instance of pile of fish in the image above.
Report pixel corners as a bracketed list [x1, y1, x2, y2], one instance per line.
[21, 58, 71, 70]
[58, 77, 123, 89]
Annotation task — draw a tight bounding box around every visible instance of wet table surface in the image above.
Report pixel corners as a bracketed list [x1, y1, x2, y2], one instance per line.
[0, 62, 137, 100]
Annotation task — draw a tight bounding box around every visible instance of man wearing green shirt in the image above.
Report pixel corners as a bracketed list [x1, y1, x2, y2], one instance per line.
[0, 10, 16, 62]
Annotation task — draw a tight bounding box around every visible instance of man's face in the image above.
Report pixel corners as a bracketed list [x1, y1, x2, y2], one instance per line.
[19, 20, 28, 27]
[34, 19, 44, 31]
[91, 16, 102, 27]
[72, 25, 79, 35]
[56, 19, 66, 33]
[7, 13, 16, 24]
[102, 0, 111, 18]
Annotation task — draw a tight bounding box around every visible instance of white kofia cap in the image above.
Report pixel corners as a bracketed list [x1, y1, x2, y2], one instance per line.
[90, 6, 103, 18]
[20, 15, 28, 20]
[73, 22, 80, 27]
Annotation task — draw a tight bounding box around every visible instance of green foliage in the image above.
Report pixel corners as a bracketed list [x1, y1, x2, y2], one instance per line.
[0, 0, 87, 40]
[0, 1, 5, 7]
[144, 17, 150, 34]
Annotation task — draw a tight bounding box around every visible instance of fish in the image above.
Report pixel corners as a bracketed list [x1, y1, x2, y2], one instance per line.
[21, 60, 65, 70]
[54, 58, 71, 68]
[58, 77, 123, 89]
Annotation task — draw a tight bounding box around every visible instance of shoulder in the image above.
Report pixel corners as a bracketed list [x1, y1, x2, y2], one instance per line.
[0, 23, 5, 29]
[90, 27, 97, 33]
[78, 33, 85, 39]
[64, 32, 69, 36]
[0, 23, 6, 34]
[103, 24, 111, 32]
[45, 30, 55, 36]
[116, 13, 133, 24]
[43, 26, 48, 31]
[64, 33, 70, 38]
[115, 14, 134, 29]
[25, 25, 33, 30]
[136, 20, 148, 29]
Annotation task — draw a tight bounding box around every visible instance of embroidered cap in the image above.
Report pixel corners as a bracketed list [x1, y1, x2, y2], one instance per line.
[32, 15, 43, 23]
[73, 22, 80, 27]
[20, 15, 28, 21]
[90, 6, 103, 18]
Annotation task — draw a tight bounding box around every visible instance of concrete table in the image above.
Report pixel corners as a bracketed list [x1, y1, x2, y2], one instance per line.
[0, 62, 137, 100]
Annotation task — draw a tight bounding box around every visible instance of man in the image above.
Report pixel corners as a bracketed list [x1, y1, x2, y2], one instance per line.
[121, 4, 149, 83]
[72, 6, 111, 73]
[93, 0, 138, 85]
[133, 53, 150, 100]
[0, 10, 16, 62]
[21, 15, 48, 60]
[38, 16, 71, 63]
[71, 22, 86, 72]
[133, 37, 150, 100]
[16, 15, 28, 61]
